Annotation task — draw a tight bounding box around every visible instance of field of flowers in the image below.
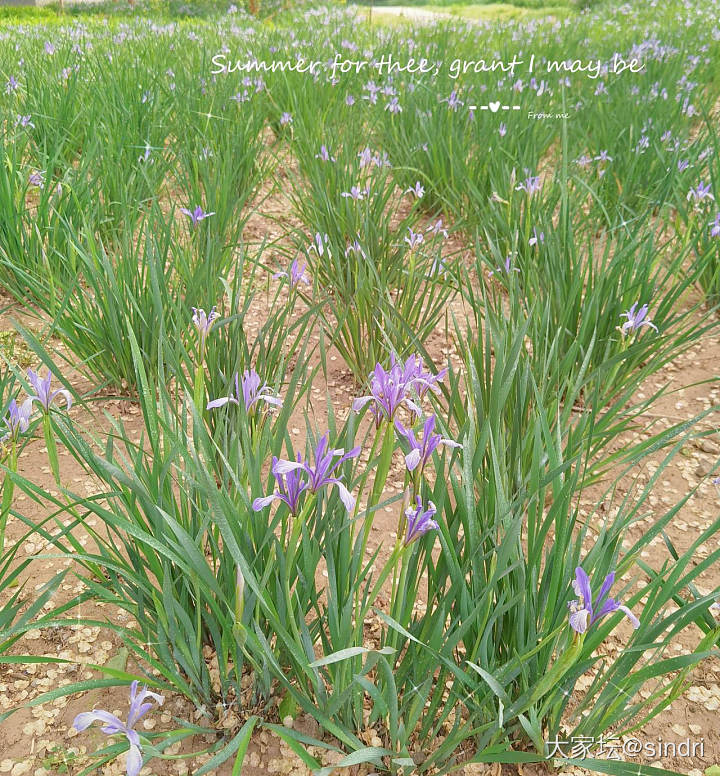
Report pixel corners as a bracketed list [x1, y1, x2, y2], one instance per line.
[1, 0, 720, 774]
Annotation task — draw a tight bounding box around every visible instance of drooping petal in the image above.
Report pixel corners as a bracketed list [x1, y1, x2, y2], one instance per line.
[568, 607, 590, 634]
[618, 605, 641, 629]
[405, 449, 422, 471]
[351, 396, 373, 412]
[334, 481, 356, 512]
[272, 459, 306, 476]
[125, 743, 144, 776]
[73, 709, 125, 734]
[206, 396, 237, 410]
[252, 493, 280, 511]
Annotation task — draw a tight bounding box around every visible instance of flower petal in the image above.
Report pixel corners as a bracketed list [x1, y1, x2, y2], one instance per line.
[73, 710, 124, 734]
[126, 743, 144, 776]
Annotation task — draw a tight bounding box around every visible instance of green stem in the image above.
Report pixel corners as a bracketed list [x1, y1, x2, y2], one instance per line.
[0, 442, 17, 557]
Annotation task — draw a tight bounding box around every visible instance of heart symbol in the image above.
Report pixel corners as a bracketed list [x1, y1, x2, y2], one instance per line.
[489, 101, 501, 113]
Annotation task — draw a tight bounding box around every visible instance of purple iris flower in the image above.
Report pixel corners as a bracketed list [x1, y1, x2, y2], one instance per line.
[279, 111, 293, 126]
[252, 454, 307, 515]
[489, 255, 520, 276]
[73, 681, 164, 776]
[315, 145, 336, 162]
[16, 114, 34, 129]
[515, 175, 542, 195]
[206, 369, 282, 412]
[274, 257, 310, 289]
[498, 122, 507, 138]
[443, 90, 463, 111]
[529, 228, 545, 247]
[405, 228, 424, 250]
[404, 497, 439, 545]
[619, 302, 658, 335]
[191, 306, 218, 352]
[711, 213, 720, 237]
[568, 567, 640, 634]
[426, 220, 448, 239]
[595, 150, 613, 162]
[406, 181, 425, 198]
[5, 76, 19, 94]
[346, 95, 355, 106]
[271, 432, 360, 512]
[352, 355, 443, 426]
[180, 205, 215, 226]
[385, 97, 402, 114]
[345, 238, 366, 259]
[677, 159, 690, 172]
[341, 185, 368, 201]
[25, 369, 72, 414]
[1, 399, 32, 443]
[28, 171, 45, 189]
[687, 181, 714, 202]
[310, 232, 330, 257]
[394, 415, 461, 473]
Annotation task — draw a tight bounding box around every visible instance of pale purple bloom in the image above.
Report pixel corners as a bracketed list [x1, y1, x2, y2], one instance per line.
[489, 255, 520, 276]
[352, 355, 443, 427]
[385, 97, 402, 114]
[25, 369, 72, 414]
[345, 238, 366, 259]
[191, 306, 218, 352]
[406, 181, 425, 198]
[515, 175, 541, 195]
[443, 90, 463, 111]
[498, 122, 507, 138]
[568, 567, 640, 635]
[279, 111, 293, 126]
[404, 228, 424, 250]
[252, 454, 307, 515]
[73, 681, 164, 776]
[403, 497, 439, 546]
[529, 228, 545, 247]
[44, 41, 55, 55]
[274, 258, 310, 289]
[1, 399, 32, 443]
[677, 159, 690, 172]
[345, 94, 355, 106]
[710, 213, 720, 238]
[394, 415, 461, 473]
[206, 369, 282, 412]
[687, 181, 714, 202]
[271, 432, 360, 512]
[310, 232, 330, 257]
[595, 150, 613, 162]
[28, 171, 44, 189]
[426, 220, 448, 239]
[342, 185, 367, 201]
[358, 147, 373, 168]
[575, 154, 593, 169]
[620, 302, 658, 335]
[5, 76, 18, 94]
[16, 114, 34, 129]
[315, 145, 335, 162]
[181, 205, 215, 226]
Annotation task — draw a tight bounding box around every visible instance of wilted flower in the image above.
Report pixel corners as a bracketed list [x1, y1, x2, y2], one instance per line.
[207, 369, 283, 412]
[252, 454, 307, 515]
[403, 497, 439, 545]
[73, 681, 164, 776]
[274, 257, 310, 289]
[619, 302, 658, 335]
[272, 432, 360, 512]
[568, 567, 640, 635]
[25, 370, 72, 414]
[394, 415, 461, 473]
[1, 399, 32, 444]
[180, 205, 215, 226]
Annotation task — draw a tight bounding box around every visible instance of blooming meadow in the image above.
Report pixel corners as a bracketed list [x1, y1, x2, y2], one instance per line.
[1, 0, 720, 774]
